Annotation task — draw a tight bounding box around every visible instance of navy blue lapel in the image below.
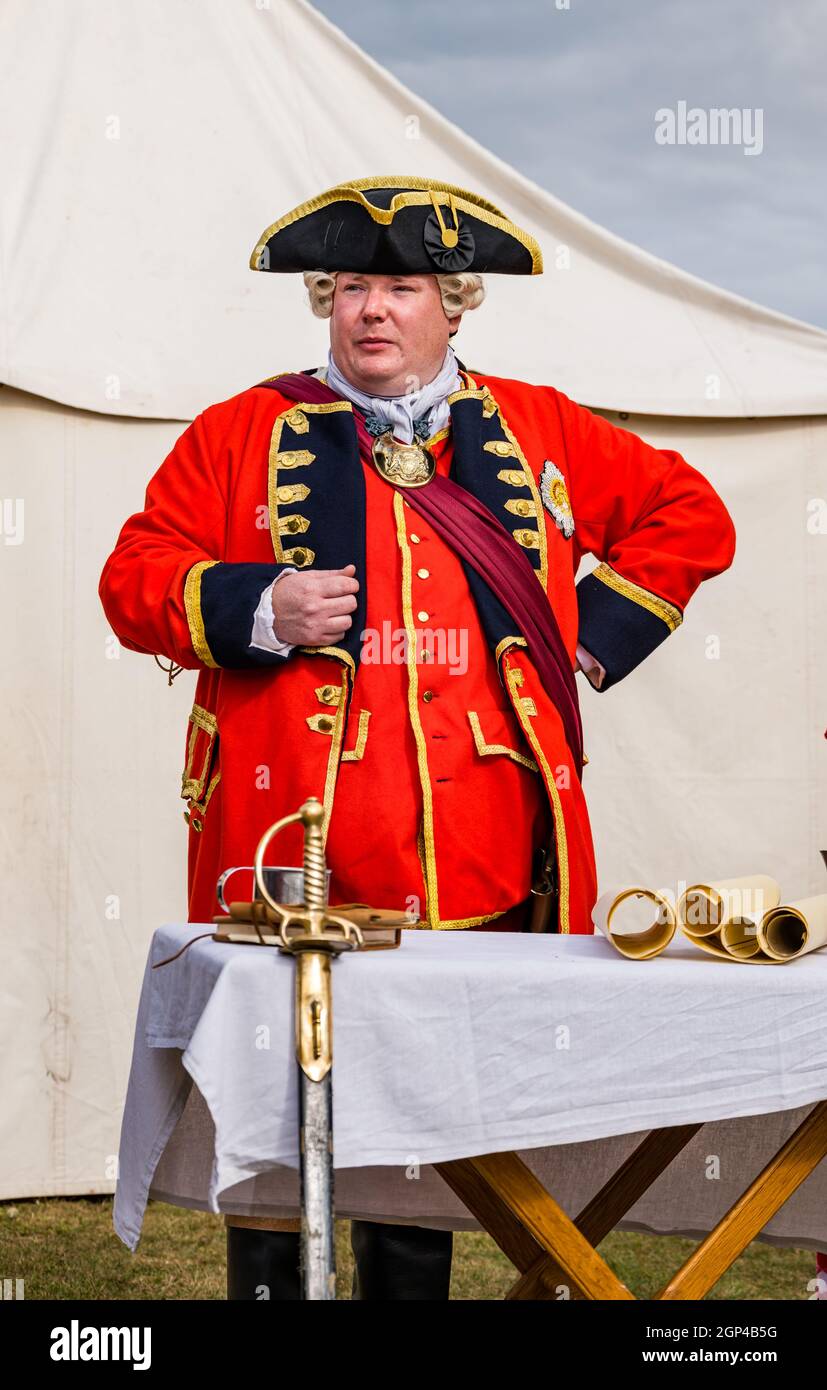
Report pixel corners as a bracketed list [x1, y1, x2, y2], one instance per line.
[270, 398, 367, 671]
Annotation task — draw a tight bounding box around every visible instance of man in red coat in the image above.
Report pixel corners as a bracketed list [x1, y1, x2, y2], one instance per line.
[99, 176, 736, 1299]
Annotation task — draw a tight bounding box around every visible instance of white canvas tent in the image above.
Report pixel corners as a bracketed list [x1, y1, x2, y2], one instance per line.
[1, 0, 825, 1202]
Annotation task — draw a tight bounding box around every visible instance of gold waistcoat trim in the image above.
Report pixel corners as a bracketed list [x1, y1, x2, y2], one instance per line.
[341, 708, 371, 761]
[393, 490, 441, 925]
[467, 710, 539, 772]
[504, 662, 570, 933]
[319, 669, 351, 845]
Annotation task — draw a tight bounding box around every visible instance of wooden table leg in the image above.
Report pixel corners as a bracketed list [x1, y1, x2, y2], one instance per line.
[437, 1150, 634, 1299]
[657, 1100, 827, 1300]
[436, 1123, 701, 1300]
[511, 1124, 702, 1299]
[436, 1155, 553, 1283]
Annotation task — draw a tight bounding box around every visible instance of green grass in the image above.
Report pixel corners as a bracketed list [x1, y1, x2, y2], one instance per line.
[0, 1197, 819, 1300]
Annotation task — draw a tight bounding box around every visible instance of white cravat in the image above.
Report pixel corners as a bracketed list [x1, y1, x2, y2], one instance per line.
[325, 344, 462, 444]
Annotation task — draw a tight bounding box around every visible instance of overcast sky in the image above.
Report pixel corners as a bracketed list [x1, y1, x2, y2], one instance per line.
[313, 0, 827, 330]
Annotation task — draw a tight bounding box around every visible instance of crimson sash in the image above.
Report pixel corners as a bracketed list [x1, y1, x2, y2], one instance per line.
[259, 373, 584, 779]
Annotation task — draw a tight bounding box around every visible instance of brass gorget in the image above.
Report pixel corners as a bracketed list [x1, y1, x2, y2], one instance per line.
[371, 430, 436, 488]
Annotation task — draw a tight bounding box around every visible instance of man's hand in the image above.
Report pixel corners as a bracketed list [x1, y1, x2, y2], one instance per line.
[270, 564, 360, 646]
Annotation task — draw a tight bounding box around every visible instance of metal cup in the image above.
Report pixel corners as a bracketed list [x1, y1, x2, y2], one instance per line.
[216, 864, 331, 915]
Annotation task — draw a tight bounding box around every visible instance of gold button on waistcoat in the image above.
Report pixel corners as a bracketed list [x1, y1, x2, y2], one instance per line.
[422, 690, 434, 703]
[410, 533, 421, 543]
[417, 567, 430, 579]
[417, 610, 429, 622]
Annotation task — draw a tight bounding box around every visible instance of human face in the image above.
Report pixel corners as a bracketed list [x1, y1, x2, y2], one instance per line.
[329, 272, 462, 396]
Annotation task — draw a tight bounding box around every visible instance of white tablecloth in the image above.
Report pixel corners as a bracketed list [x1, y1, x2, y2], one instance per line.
[114, 926, 827, 1253]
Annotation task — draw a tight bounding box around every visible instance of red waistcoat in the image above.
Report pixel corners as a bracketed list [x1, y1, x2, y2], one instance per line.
[323, 431, 551, 927]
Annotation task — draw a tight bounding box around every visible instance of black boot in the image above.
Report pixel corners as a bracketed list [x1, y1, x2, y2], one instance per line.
[350, 1219, 453, 1300]
[226, 1225, 302, 1300]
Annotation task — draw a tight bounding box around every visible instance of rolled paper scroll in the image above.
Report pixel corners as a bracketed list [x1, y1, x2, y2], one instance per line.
[676, 875, 781, 952]
[592, 885, 677, 960]
[757, 895, 827, 962]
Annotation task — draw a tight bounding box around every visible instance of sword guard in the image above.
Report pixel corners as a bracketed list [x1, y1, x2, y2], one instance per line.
[213, 800, 411, 950]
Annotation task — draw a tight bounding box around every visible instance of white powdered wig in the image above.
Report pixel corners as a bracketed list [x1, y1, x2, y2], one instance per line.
[302, 269, 485, 321]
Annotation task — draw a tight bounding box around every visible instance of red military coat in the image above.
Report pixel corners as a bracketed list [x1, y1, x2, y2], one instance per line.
[98, 366, 736, 931]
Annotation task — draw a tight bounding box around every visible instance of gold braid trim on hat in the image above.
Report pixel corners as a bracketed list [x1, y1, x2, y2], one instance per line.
[250, 175, 543, 274]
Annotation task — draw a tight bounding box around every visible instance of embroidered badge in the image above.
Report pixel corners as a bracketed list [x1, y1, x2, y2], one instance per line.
[539, 460, 575, 539]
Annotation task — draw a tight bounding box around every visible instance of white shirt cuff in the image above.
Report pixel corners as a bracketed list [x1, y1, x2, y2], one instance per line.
[576, 641, 606, 689]
[250, 571, 296, 654]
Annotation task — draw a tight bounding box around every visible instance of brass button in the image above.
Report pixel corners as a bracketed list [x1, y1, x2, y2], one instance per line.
[422, 690, 434, 702]
[320, 686, 337, 702]
[410, 533, 421, 543]
[416, 567, 430, 579]
[417, 610, 429, 622]
[318, 717, 334, 732]
[420, 650, 432, 662]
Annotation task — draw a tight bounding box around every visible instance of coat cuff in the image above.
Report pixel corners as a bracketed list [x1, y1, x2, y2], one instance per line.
[184, 560, 296, 667]
[576, 562, 683, 691]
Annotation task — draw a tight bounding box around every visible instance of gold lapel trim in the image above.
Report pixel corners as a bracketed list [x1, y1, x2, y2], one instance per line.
[267, 400, 352, 562]
[480, 388, 549, 592]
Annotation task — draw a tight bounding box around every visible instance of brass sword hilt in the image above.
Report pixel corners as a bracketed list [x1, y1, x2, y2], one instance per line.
[252, 796, 362, 1080]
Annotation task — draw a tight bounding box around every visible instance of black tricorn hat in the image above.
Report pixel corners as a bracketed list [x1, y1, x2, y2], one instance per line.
[250, 175, 543, 277]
